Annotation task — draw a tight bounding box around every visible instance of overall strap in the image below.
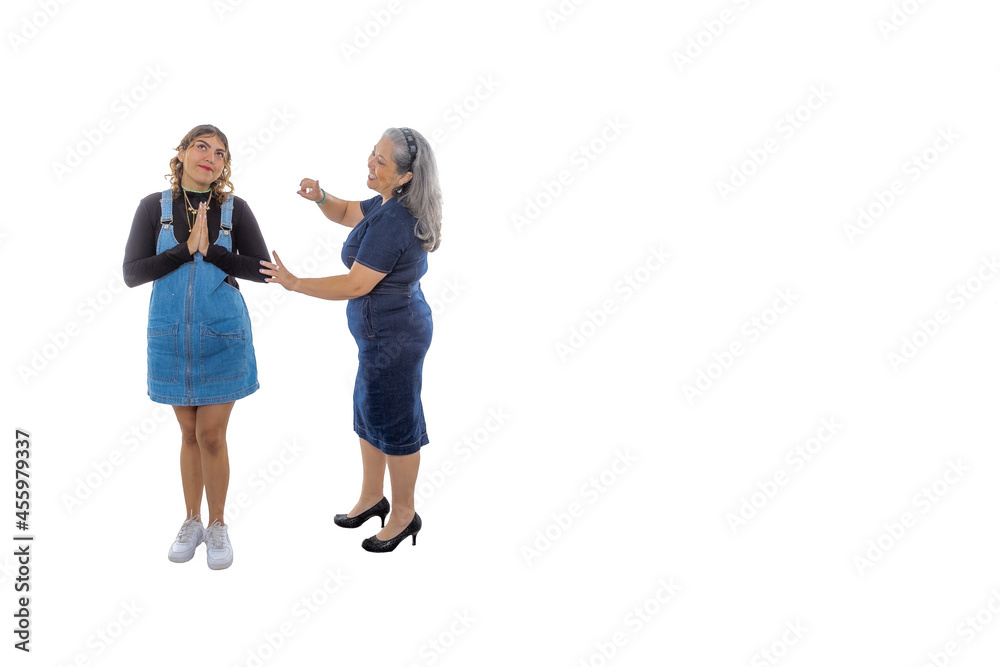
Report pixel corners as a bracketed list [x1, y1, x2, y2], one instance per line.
[220, 194, 234, 235]
[159, 189, 173, 227]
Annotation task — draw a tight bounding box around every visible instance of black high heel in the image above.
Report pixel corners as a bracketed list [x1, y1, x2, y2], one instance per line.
[361, 513, 421, 552]
[334, 497, 390, 529]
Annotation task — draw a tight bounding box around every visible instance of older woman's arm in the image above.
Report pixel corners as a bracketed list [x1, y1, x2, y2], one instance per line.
[259, 252, 385, 300]
[297, 178, 366, 228]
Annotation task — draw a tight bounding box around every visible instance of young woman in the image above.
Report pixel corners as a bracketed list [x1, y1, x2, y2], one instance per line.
[261, 127, 442, 552]
[123, 124, 269, 569]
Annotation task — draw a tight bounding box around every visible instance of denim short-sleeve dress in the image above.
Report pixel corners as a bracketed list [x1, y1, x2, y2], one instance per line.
[342, 195, 432, 455]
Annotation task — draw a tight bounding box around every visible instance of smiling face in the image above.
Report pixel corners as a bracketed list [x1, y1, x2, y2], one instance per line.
[366, 136, 412, 201]
[178, 134, 227, 191]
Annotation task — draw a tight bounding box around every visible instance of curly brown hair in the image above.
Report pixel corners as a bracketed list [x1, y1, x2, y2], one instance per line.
[165, 124, 234, 205]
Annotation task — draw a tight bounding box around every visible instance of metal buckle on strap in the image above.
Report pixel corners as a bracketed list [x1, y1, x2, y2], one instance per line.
[221, 195, 233, 235]
[160, 190, 174, 227]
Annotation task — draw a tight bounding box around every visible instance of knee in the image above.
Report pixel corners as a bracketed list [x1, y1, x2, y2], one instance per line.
[196, 429, 226, 455]
[179, 428, 198, 448]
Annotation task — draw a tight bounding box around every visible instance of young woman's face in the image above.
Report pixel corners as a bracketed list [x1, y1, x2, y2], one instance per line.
[366, 136, 412, 198]
[179, 134, 227, 190]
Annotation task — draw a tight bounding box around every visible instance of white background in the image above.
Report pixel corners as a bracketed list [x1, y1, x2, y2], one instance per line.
[3, 0, 1000, 665]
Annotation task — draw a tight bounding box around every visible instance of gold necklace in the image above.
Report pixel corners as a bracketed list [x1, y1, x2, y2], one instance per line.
[182, 188, 211, 232]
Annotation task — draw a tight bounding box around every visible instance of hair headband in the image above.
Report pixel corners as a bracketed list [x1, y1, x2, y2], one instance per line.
[400, 127, 418, 162]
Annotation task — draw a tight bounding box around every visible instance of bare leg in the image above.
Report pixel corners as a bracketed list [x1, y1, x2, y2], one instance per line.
[376, 449, 420, 540]
[173, 406, 203, 520]
[195, 402, 235, 527]
[346, 438, 387, 517]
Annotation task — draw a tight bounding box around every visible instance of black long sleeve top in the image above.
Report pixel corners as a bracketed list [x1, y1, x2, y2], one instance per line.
[123, 190, 269, 289]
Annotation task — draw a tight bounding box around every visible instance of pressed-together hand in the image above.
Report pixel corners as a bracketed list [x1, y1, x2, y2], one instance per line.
[297, 178, 322, 202]
[197, 202, 209, 255]
[260, 251, 299, 291]
[186, 202, 210, 256]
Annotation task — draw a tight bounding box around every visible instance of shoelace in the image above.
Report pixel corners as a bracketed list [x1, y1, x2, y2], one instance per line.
[175, 518, 202, 544]
[205, 521, 228, 550]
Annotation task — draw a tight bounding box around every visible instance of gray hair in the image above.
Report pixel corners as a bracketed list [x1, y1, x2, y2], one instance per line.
[383, 127, 442, 252]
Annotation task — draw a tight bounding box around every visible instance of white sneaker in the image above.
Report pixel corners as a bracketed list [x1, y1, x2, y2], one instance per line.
[205, 520, 233, 570]
[167, 516, 205, 563]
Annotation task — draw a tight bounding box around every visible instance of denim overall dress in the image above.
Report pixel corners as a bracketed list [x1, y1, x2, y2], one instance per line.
[146, 190, 259, 406]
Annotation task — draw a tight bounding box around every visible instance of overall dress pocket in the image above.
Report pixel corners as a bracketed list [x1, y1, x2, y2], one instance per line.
[147, 323, 179, 382]
[360, 296, 376, 338]
[200, 324, 247, 383]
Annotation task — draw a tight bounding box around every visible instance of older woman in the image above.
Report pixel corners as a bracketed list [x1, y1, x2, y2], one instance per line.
[261, 127, 442, 552]
[124, 124, 269, 569]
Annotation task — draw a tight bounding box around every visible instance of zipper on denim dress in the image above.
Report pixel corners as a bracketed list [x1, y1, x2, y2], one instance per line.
[185, 259, 195, 403]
